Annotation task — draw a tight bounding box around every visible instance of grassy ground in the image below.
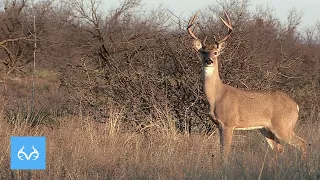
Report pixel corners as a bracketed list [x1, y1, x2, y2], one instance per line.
[0, 108, 319, 180]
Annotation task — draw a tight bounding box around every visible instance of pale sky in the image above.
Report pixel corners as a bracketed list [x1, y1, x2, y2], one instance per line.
[107, 0, 320, 29]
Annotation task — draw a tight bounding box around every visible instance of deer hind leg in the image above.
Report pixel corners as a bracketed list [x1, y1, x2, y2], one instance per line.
[288, 134, 307, 159]
[259, 128, 283, 154]
[273, 128, 307, 159]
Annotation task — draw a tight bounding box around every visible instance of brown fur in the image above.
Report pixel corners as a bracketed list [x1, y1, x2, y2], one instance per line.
[195, 42, 307, 160]
[187, 12, 306, 161]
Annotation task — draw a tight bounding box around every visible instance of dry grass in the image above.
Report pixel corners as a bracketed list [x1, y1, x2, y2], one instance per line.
[0, 108, 319, 180]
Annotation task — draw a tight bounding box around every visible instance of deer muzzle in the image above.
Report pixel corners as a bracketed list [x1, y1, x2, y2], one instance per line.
[206, 58, 214, 65]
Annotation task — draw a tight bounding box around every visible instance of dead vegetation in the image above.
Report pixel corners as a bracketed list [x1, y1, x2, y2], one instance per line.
[0, 0, 319, 179]
[0, 110, 319, 179]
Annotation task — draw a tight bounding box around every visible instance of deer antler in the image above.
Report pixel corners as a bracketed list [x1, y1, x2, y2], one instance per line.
[187, 12, 201, 41]
[217, 12, 233, 44]
[188, 12, 233, 46]
[187, 12, 208, 46]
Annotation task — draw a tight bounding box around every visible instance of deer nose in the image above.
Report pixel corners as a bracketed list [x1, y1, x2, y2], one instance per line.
[206, 58, 213, 65]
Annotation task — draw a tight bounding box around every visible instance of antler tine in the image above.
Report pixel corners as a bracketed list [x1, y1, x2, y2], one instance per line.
[222, 12, 233, 30]
[192, 22, 199, 34]
[187, 11, 201, 40]
[203, 36, 208, 46]
[218, 12, 233, 44]
[213, 35, 219, 46]
[188, 12, 198, 27]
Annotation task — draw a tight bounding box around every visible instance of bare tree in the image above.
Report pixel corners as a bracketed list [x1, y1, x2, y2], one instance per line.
[0, 0, 33, 73]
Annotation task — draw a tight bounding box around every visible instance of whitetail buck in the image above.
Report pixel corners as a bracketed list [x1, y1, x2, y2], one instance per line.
[187, 12, 306, 160]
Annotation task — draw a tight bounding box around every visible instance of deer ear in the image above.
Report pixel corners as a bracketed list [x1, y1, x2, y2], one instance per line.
[218, 42, 226, 51]
[193, 40, 202, 51]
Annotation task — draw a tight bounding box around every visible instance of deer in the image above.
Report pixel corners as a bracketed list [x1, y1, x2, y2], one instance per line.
[187, 12, 307, 161]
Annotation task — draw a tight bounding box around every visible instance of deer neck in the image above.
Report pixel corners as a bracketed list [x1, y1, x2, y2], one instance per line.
[203, 57, 224, 106]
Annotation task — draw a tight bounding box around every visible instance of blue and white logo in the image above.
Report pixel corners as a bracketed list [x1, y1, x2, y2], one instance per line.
[17, 145, 39, 160]
[10, 136, 46, 170]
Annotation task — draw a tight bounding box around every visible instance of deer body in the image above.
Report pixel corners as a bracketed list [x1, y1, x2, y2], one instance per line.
[204, 59, 298, 129]
[188, 12, 306, 160]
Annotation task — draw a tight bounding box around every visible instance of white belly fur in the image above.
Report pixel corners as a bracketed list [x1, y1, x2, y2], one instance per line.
[234, 126, 264, 130]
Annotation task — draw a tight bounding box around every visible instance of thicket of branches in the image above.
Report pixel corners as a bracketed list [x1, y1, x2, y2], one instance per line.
[0, 0, 319, 132]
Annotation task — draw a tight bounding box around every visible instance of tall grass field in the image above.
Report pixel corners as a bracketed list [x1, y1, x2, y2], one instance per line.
[0, 107, 319, 179]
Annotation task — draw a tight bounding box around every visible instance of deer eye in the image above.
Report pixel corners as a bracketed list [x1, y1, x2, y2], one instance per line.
[213, 52, 218, 55]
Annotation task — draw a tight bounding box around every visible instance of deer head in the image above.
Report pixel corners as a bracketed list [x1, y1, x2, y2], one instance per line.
[187, 12, 233, 67]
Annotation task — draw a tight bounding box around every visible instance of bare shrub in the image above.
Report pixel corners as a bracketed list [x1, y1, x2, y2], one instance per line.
[0, 0, 318, 132]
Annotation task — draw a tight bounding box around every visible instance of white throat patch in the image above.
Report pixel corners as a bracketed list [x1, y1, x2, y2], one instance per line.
[204, 66, 215, 76]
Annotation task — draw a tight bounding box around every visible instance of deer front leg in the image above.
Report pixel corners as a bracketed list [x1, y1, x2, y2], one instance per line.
[220, 126, 234, 161]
